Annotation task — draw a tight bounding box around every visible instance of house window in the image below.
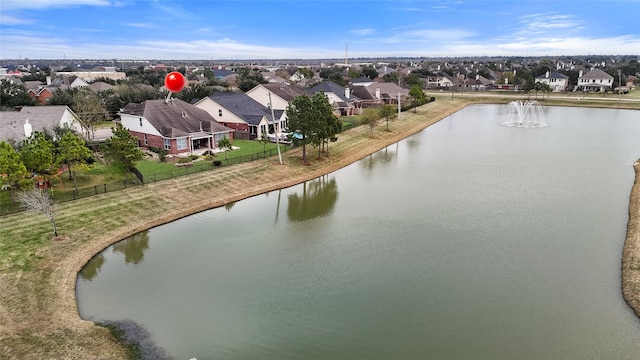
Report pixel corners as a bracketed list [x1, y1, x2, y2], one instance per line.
[214, 133, 226, 146]
[139, 118, 143, 126]
[218, 109, 223, 117]
[164, 138, 171, 150]
[177, 138, 187, 150]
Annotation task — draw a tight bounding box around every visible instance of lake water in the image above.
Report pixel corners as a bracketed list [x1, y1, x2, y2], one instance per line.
[77, 104, 640, 360]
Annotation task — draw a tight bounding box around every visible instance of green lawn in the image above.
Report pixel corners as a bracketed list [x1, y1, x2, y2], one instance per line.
[137, 139, 289, 180]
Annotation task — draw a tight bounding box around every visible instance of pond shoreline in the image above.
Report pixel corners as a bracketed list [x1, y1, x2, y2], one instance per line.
[1, 97, 639, 359]
[622, 160, 640, 318]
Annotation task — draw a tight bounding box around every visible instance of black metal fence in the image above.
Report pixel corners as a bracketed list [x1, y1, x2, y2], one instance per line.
[0, 146, 290, 216]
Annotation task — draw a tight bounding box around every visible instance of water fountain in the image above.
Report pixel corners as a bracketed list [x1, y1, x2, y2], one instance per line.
[501, 100, 547, 127]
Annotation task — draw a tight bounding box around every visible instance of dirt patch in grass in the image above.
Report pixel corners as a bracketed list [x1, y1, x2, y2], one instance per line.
[1, 96, 639, 359]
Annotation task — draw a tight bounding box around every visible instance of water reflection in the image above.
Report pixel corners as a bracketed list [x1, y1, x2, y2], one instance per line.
[112, 231, 150, 265]
[287, 175, 338, 222]
[224, 201, 236, 212]
[78, 254, 105, 280]
[360, 145, 397, 172]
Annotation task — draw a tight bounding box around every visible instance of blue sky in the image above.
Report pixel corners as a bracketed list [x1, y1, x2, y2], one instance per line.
[1, 0, 639, 60]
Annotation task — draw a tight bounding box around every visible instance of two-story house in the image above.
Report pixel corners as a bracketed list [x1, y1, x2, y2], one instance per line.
[119, 99, 233, 156]
[577, 68, 614, 92]
[535, 71, 570, 92]
[195, 92, 286, 140]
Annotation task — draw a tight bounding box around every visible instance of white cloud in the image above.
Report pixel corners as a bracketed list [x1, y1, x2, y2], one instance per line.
[124, 22, 159, 29]
[517, 13, 583, 35]
[351, 28, 376, 36]
[1, 0, 111, 10]
[0, 14, 34, 25]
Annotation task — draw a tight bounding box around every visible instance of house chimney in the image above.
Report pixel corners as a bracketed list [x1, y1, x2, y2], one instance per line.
[476, 74, 479, 81]
[375, 88, 381, 99]
[579, 70, 583, 78]
[24, 119, 32, 138]
[46, 76, 51, 85]
[546, 71, 550, 78]
[345, 87, 350, 99]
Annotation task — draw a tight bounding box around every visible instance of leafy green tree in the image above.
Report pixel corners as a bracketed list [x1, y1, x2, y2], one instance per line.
[177, 82, 215, 103]
[383, 72, 399, 84]
[20, 132, 55, 176]
[361, 65, 378, 79]
[0, 79, 36, 110]
[347, 68, 362, 79]
[360, 108, 381, 136]
[236, 67, 267, 92]
[286, 95, 316, 164]
[310, 93, 340, 158]
[0, 142, 31, 204]
[103, 123, 143, 181]
[403, 73, 424, 89]
[56, 132, 92, 193]
[379, 104, 396, 131]
[217, 136, 232, 160]
[297, 67, 314, 79]
[408, 85, 427, 113]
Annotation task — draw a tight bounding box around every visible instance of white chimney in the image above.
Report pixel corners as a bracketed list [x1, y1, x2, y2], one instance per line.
[345, 87, 350, 99]
[476, 74, 480, 80]
[546, 71, 550, 78]
[46, 76, 51, 85]
[437, 65, 441, 71]
[579, 70, 583, 78]
[24, 119, 32, 138]
[375, 88, 381, 99]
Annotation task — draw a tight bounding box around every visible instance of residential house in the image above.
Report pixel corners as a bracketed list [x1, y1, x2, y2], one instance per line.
[349, 82, 408, 108]
[464, 74, 494, 91]
[0, 105, 87, 144]
[350, 77, 376, 87]
[27, 75, 90, 105]
[308, 80, 361, 116]
[577, 68, 614, 92]
[89, 81, 114, 93]
[535, 71, 570, 92]
[194, 92, 286, 140]
[246, 82, 305, 113]
[426, 72, 455, 89]
[118, 99, 233, 156]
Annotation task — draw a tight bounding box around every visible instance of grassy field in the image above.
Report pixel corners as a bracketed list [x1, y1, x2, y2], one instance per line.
[0, 94, 639, 359]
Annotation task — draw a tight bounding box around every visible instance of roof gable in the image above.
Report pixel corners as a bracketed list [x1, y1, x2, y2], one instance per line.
[0, 105, 76, 143]
[122, 99, 231, 137]
[580, 68, 614, 80]
[210, 92, 283, 125]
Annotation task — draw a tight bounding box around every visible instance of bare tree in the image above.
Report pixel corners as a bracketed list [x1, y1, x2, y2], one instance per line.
[18, 188, 58, 237]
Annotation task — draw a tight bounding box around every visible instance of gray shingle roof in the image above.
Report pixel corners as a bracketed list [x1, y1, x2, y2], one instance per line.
[121, 99, 232, 138]
[580, 68, 614, 80]
[535, 71, 569, 80]
[0, 106, 77, 143]
[210, 92, 284, 125]
[259, 83, 304, 102]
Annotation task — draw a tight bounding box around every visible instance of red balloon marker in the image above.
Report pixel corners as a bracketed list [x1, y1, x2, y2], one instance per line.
[164, 71, 186, 93]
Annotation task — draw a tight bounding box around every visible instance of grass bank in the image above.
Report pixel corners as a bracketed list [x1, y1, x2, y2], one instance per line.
[1, 95, 638, 359]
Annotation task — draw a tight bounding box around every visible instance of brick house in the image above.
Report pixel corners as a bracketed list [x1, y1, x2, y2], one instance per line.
[118, 99, 233, 156]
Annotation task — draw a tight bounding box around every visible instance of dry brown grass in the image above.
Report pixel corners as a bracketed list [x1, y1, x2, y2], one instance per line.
[1, 95, 638, 359]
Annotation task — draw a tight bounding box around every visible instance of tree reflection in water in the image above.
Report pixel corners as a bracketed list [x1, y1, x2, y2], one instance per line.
[287, 175, 338, 222]
[112, 230, 150, 265]
[360, 145, 397, 173]
[79, 254, 105, 280]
